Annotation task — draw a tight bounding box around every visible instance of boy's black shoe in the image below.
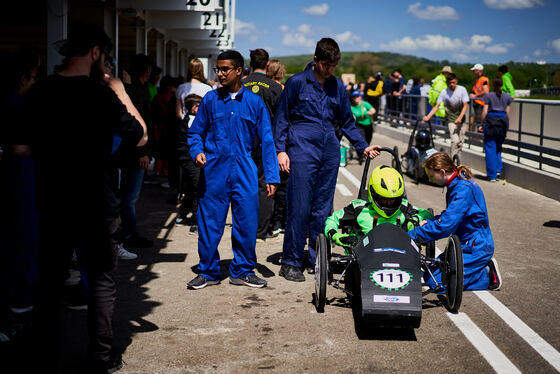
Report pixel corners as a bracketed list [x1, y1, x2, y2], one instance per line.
[279, 264, 305, 282]
[189, 225, 198, 234]
[187, 275, 220, 289]
[488, 258, 502, 291]
[229, 274, 267, 288]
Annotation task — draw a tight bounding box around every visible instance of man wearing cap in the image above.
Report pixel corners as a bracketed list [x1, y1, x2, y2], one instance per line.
[470, 63, 489, 130]
[20, 24, 147, 372]
[428, 66, 452, 123]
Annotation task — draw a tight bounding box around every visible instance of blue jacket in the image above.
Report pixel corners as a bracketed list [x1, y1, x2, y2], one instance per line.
[187, 85, 280, 184]
[274, 63, 368, 153]
[409, 177, 494, 250]
[409, 176, 495, 290]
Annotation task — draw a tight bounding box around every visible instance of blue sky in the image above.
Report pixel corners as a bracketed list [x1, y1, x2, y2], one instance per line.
[233, 0, 560, 64]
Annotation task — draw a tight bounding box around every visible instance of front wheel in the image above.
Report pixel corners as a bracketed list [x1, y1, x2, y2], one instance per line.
[444, 235, 464, 313]
[314, 234, 329, 313]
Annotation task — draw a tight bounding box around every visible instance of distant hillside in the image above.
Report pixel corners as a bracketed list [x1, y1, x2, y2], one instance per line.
[272, 51, 560, 89]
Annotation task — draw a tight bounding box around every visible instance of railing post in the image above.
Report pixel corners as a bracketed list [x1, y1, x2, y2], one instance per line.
[517, 102, 523, 163]
[539, 103, 545, 170]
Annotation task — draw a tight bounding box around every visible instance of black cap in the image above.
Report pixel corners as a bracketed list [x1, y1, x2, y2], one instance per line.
[58, 24, 112, 57]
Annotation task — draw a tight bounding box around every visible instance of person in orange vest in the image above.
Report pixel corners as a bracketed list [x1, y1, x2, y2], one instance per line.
[469, 64, 489, 131]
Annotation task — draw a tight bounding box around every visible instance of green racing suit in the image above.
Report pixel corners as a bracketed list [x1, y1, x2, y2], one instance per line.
[324, 198, 433, 250]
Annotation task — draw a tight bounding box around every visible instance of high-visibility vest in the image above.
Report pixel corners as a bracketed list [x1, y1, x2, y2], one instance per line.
[473, 76, 489, 106]
[429, 73, 447, 118]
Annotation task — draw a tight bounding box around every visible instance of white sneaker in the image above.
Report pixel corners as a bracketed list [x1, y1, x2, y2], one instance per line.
[117, 243, 138, 260]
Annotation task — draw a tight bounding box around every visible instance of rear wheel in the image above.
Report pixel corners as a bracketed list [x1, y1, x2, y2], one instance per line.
[314, 234, 329, 313]
[444, 235, 463, 313]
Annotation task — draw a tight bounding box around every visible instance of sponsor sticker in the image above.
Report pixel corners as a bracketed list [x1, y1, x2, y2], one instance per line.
[370, 269, 412, 290]
[374, 295, 411, 304]
[373, 247, 405, 254]
[363, 237, 369, 246]
[382, 263, 400, 268]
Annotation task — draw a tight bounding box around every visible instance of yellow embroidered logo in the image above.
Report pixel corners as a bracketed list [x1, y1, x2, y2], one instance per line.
[252, 85, 260, 93]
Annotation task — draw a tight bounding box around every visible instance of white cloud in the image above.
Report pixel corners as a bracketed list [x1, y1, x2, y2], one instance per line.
[380, 34, 462, 51]
[484, 0, 543, 9]
[380, 34, 505, 55]
[235, 19, 256, 35]
[301, 3, 329, 16]
[485, 43, 512, 54]
[407, 2, 459, 20]
[297, 24, 313, 34]
[282, 33, 315, 48]
[533, 49, 549, 57]
[536, 60, 547, 65]
[452, 53, 470, 62]
[469, 35, 493, 51]
[361, 42, 371, 49]
[549, 38, 560, 53]
[279, 25, 289, 32]
[335, 31, 361, 44]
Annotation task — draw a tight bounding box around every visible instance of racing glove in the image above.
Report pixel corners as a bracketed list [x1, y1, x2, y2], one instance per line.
[331, 233, 358, 249]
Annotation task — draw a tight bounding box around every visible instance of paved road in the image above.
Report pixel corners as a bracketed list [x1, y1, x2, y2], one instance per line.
[70, 132, 559, 374]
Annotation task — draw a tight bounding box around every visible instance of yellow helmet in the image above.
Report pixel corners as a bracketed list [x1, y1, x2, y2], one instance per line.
[368, 165, 404, 218]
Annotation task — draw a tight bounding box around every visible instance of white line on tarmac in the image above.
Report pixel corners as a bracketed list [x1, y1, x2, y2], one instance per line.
[336, 184, 353, 196]
[474, 290, 560, 372]
[447, 312, 521, 374]
[338, 167, 361, 188]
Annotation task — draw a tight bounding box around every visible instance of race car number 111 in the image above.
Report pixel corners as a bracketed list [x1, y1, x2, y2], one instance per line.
[370, 269, 412, 290]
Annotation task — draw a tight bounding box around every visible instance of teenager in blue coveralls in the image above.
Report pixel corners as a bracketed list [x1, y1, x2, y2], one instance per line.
[274, 38, 380, 282]
[408, 152, 502, 291]
[186, 50, 280, 290]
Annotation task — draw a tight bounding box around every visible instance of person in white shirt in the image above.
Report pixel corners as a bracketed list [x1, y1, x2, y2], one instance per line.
[423, 73, 469, 161]
[175, 58, 212, 119]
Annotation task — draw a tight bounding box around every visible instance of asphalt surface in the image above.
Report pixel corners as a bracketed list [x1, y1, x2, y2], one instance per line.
[51, 131, 560, 373]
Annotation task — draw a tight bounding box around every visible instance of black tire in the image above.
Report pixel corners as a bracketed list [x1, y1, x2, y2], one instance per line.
[444, 235, 464, 313]
[425, 208, 436, 258]
[413, 153, 421, 184]
[314, 234, 328, 313]
[391, 146, 399, 169]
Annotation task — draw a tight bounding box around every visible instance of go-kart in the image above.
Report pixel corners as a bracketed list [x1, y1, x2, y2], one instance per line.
[314, 147, 463, 327]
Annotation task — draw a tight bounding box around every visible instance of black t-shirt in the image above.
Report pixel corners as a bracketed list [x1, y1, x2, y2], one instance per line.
[242, 72, 282, 125]
[23, 74, 143, 217]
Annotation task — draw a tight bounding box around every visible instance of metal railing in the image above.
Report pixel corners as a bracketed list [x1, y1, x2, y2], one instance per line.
[378, 95, 560, 173]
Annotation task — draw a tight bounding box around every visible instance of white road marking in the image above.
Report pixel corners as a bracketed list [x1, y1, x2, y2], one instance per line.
[336, 183, 353, 196]
[447, 312, 521, 374]
[474, 290, 560, 371]
[338, 167, 361, 188]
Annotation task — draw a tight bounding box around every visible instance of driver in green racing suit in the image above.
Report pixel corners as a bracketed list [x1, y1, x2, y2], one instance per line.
[325, 165, 433, 251]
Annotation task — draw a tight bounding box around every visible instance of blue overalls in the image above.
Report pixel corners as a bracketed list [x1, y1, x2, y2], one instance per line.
[409, 177, 494, 290]
[187, 86, 280, 281]
[274, 64, 368, 268]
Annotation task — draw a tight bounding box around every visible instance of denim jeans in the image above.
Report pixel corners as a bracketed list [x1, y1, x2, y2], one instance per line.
[120, 167, 145, 239]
